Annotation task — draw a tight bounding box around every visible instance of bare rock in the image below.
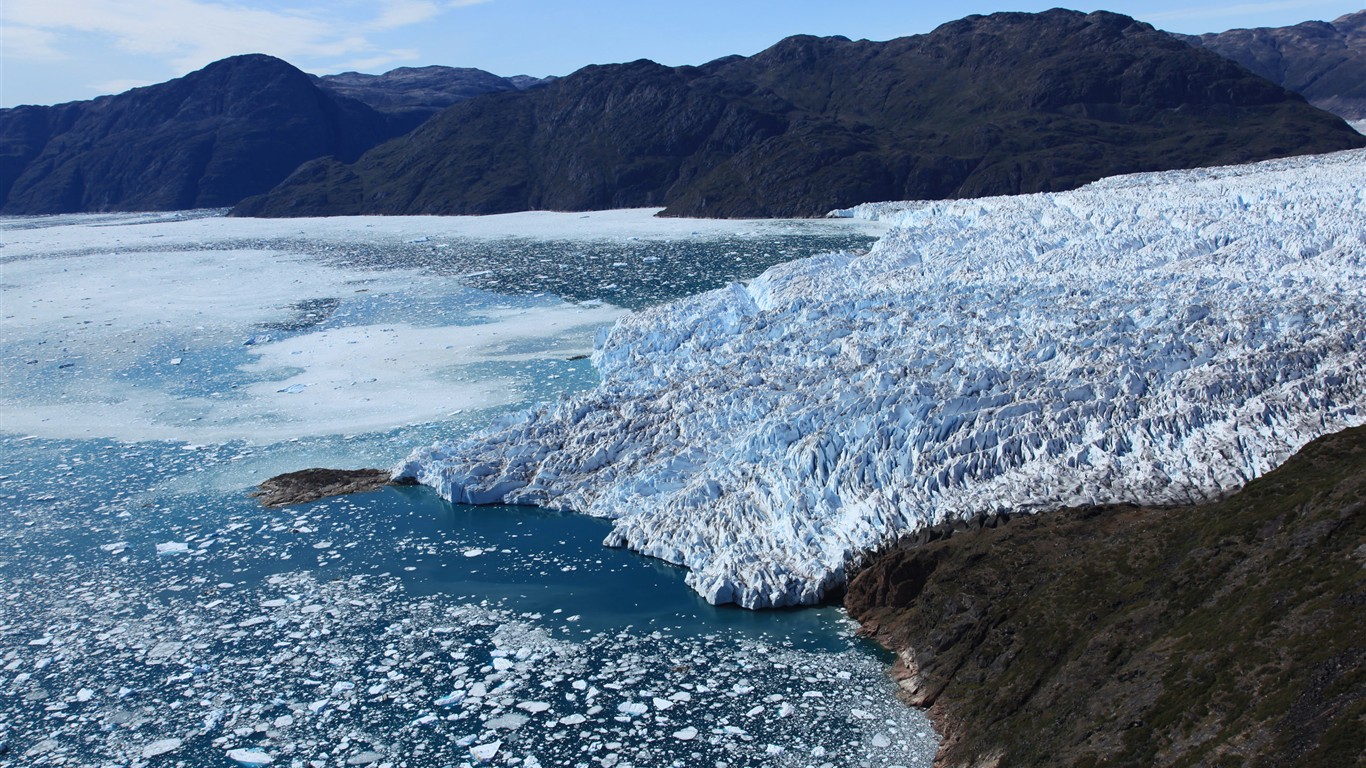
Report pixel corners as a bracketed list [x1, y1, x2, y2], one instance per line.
[251, 468, 405, 507]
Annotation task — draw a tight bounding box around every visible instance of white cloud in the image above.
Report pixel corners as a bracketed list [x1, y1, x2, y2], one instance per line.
[373, 0, 444, 30]
[0, 23, 66, 61]
[5, 0, 491, 76]
[333, 50, 424, 74]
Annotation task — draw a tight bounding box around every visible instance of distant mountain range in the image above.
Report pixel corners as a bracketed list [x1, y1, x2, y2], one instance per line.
[2, 9, 1362, 217]
[233, 10, 1365, 218]
[314, 66, 552, 132]
[1179, 11, 1365, 119]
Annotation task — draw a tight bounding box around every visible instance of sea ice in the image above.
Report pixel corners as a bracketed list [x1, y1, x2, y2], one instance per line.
[398, 149, 1366, 608]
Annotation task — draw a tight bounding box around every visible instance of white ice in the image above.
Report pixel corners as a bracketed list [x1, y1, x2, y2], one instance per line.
[398, 149, 1366, 608]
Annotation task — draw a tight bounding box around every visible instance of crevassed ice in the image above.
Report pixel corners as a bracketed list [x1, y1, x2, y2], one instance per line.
[397, 149, 1366, 609]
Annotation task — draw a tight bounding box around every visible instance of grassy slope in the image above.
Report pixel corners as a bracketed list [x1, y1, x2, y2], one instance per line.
[846, 426, 1366, 767]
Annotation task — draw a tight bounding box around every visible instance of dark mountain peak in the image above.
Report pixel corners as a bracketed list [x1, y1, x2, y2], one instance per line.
[0, 53, 400, 214]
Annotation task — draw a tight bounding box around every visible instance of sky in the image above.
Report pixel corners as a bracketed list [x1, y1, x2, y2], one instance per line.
[2, 0, 1363, 108]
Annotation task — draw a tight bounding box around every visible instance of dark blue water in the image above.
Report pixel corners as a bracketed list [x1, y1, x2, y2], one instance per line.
[0, 215, 934, 768]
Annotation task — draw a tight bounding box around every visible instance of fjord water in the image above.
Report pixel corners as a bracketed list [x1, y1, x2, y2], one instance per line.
[0, 212, 936, 767]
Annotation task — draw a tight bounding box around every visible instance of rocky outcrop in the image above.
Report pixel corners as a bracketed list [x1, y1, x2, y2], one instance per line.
[1179, 11, 1366, 119]
[232, 9, 1365, 219]
[0, 54, 405, 214]
[251, 468, 409, 507]
[846, 426, 1366, 768]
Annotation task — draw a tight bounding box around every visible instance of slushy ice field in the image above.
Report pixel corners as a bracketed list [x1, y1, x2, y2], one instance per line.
[0, 210, 938, 768]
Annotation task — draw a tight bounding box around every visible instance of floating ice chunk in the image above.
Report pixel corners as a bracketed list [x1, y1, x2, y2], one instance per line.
[142, 738, 182, 758]
[558, 714, 587, 725]
[672, 726, 698, 741]
[155, 542, 188, 555]
[226, 748, 274, 766]
[871, 733, 892, 748]
[652, 697, 673, 710]
[76, 688, 94, 702]
[492, 657, 514, 671]
[435, 692, 464, 707]
[616, 701, 648, 716]
[277, 383, 307, 394]
[469, 741, 501, 762]
[485, 713, 528, 731]
[517, 701, 551, 713]
[463, 548, 485, 557]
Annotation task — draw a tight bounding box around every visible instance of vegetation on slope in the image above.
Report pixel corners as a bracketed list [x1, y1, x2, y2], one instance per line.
[846, 426, 1366, 767]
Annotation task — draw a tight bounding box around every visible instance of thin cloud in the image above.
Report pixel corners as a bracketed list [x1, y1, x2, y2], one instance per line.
[373, 0, 444, 30]
[6, 0, 491, 76]
[333, 50, 425, 75]
[0, 24, 65, 62]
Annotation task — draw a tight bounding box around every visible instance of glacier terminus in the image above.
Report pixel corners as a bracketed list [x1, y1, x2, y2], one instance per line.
[397, 149, 1366, 609]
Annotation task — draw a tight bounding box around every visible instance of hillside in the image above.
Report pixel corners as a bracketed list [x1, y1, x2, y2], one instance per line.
[233, 9, 1364, 219]
[846, 425, 1366, 767]
[0, 55, 403, 214]
[1180, 11, 1365, 119]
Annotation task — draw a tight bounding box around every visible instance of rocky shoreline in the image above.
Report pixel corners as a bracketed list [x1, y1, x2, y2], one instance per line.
[844, 426, 1366, 767]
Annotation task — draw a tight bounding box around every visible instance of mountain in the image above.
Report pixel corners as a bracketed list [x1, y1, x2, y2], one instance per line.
[0, 54, 406, 214]
[845, 424, 1366, 767]
[314, 66, 553, 133]
[232, 9, 1365, 219]
[1179, 11, 1366, 119]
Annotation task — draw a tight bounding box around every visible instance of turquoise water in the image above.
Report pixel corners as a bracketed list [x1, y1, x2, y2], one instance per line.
[0, 216, 935, 767]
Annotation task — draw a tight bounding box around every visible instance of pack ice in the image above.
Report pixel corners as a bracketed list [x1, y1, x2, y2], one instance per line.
[397, 149, 1366, 608]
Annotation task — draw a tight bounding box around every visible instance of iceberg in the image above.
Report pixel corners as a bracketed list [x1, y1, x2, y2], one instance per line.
[397, 149, 1366, 608]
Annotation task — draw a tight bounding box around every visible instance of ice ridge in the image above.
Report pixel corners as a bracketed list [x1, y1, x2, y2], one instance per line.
[397, 149, 1366, 609]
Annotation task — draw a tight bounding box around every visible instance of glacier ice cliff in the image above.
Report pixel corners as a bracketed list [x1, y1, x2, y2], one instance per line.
[397, 149, 1366, 608]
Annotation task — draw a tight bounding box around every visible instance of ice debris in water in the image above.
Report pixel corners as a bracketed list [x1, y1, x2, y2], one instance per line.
[1, 568, 936, 766]
[398, 149, 1366, 608]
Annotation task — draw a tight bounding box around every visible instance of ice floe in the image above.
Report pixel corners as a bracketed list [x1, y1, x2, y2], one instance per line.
[399, 149, 1366, 608]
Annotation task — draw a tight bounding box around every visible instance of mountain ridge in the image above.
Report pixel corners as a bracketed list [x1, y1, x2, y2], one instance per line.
[232, 9, 1365, 219]
[1178, 10, 1365, 119]
[0, 54, 402, 214]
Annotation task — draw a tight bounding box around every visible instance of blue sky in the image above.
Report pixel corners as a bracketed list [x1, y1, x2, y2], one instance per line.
[3, 0, 1362, 107]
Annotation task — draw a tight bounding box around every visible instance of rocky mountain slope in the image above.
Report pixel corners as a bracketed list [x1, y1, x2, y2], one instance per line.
[0, 55, 404, 214]
[232, 9, 1364, 219]
[393, 148, 1366, 609]
[846, 424, 1366, 767]
[1180, 11, 1365, 119]
[314, 66, 551, 133]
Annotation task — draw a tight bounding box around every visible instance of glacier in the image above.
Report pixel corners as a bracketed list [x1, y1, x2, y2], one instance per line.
[397, 149, 1366, 609]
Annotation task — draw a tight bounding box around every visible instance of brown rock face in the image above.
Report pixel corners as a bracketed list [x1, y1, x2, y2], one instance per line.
[251, 468, 404, 507]
[845, 426, 1366, 768]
